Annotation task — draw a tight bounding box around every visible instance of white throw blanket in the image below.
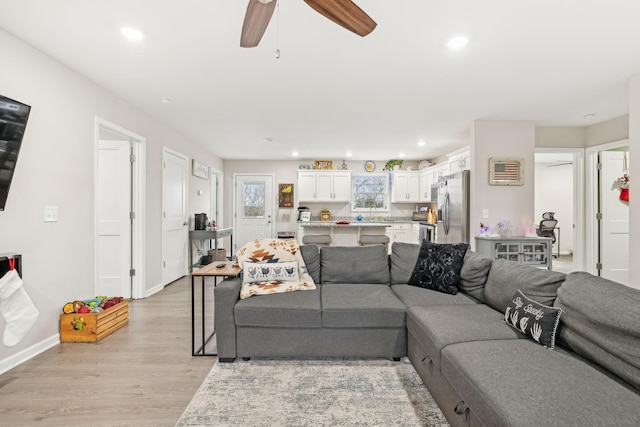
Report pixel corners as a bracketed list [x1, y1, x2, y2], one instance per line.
[235, 238, 316, 299]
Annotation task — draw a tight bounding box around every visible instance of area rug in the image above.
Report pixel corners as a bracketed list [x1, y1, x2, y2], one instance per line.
[176, 358, 449, 426]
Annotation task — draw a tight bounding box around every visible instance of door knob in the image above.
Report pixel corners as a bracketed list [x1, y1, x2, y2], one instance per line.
[183, 222, 188, 226]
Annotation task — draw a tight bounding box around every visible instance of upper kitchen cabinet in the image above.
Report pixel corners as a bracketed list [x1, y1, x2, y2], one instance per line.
[448, 147, 471, 173]
[391, 171, 420, 203]
[298, 171, 352, 202]
[419, 169, 435, 202]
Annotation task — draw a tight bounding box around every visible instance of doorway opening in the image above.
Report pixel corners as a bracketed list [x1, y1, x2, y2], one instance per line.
[534, 148, 584, 273]
[94, 117, 146, 299]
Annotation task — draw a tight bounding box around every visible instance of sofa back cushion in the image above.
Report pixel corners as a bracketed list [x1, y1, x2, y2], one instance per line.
[554, 272, 640, 390]
[300, 244, 321, 284]
[458, 251, 493, 302]
[320, 245, 390, 284]
[484, 259, 565, 312]
[390, 242, 420, 285]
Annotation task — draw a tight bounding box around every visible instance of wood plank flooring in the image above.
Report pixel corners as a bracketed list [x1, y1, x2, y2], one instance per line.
[0, 276, 216, 427]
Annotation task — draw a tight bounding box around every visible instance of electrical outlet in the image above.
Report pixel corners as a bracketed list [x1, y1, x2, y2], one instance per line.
[44, 206, 58, 222]
[482, 209, 489, 219]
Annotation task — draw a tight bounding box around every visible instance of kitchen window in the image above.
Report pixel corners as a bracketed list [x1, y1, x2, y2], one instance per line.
[351, 173, 389, 212]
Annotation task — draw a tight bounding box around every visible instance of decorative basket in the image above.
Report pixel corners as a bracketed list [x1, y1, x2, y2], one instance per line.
[208, 248, 227, 261]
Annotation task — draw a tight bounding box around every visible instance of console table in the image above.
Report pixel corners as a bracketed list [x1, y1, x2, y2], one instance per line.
[475, 236, 553, 270]
[188, 227, 233, 272]
[190, 261, 241, 356]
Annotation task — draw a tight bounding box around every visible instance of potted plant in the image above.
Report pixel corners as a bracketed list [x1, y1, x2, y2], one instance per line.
[383, 159, 403, 171]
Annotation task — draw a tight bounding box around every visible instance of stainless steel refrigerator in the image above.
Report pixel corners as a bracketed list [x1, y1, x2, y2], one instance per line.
[436, 170, 470, 244]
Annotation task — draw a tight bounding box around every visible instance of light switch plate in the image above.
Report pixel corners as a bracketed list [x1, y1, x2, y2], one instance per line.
[44, 206, 58, 222]
[482, 209, 489, 219]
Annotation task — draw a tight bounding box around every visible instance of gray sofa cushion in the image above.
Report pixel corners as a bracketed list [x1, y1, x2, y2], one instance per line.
[320, 245, 389, 284]
[554, 271, 640, 390]
[300, 243, 321, 284]
[484, 259, 565, 313]
[441, 339, 640, 427]
[234, 288, 322, 328]
[392, 284, 478, 308]
[390, 242, 420, 285]
[458, 251, 492, 302]
[321, 283, 406, 328]
[407, 305, 523, 368]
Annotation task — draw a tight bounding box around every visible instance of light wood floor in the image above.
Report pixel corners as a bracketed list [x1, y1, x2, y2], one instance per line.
[0, 276, 216, 427]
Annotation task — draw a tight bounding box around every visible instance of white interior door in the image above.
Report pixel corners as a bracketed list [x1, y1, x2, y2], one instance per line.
[163, 148, 188, 284]
[97, 140, 131, 297]
[599, 150, 629, 285]
[234, 174, 274, 253]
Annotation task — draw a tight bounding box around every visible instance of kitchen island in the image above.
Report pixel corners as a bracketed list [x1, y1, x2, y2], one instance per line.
[297, 221, 391, 247]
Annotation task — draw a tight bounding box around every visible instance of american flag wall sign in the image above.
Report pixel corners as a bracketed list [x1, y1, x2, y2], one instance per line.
[489, 158, 524, 185]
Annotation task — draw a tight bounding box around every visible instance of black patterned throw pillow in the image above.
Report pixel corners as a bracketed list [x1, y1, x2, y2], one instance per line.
[408, 241, 469, 294]
[504, 290, 563, 348]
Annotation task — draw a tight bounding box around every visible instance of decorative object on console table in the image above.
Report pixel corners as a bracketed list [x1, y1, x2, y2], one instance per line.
[315, 160, 333, 170]
[278, 183, 294, 208]
[489, 157, 524, 186]
[192, 160, 209, 179]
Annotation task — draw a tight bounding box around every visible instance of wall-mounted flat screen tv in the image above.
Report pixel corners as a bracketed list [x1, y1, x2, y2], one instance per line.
[0, 95, 31, 211]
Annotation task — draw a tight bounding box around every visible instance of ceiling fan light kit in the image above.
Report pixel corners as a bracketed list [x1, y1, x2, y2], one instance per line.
[241, 0, 376, 48]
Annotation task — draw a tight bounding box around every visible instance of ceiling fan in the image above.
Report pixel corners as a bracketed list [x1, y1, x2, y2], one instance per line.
[240, 0, 377, 48]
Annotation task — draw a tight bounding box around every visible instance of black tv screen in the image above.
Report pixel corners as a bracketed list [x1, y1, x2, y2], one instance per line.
[0, 95, 31, 211]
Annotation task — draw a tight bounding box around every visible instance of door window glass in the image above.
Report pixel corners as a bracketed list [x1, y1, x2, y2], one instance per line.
[243, 182, 265, 217]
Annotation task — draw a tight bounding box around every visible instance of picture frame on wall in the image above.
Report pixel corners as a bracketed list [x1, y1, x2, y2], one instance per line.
[314, 160, 332, 170]
[192, 160, 209, 180]
[489, 157, 523, 186]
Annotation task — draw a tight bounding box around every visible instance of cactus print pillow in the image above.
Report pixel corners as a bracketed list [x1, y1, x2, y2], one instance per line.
[242, 261, 299, 284]
[504, 290, 563, 348]
[408, 241, 469, 294]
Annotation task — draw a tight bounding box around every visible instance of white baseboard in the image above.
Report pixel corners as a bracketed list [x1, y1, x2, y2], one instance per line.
[145, 282, 165, 298]
[0, 334, 60, 375]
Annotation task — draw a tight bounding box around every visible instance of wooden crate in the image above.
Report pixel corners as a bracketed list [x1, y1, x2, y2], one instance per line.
[60, 300, 129, 343]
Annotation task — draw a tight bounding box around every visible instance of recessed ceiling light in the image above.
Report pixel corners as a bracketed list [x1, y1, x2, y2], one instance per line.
[159, 97, 173, 105]
[399, 153, 406, 158]
[291, 151, 299, 157]
[121, 27, 144, 41]
[346, 152, 353, 157]
[447, 35, 469, 49]
[583, 113, 597, 119]
[417, 141, 426, 147]
[263, 137, 274, 142]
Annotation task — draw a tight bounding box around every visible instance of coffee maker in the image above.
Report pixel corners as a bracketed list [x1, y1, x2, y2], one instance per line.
[297, 207, 311, 222]
[194, 213, 208, 230]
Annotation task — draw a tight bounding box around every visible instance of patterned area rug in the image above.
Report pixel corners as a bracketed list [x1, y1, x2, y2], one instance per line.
[176, 358, 449, 426]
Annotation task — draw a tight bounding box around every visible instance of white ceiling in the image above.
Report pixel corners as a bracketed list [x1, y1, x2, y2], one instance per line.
[1, 0, 639, 161]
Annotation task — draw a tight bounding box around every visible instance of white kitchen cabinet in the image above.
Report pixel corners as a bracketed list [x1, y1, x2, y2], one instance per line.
[392, 222, 418, 244]
[419, 169, 435, 202]
[431, 164, 450, 183]
[448, 148, 471, 173]
[297, 171, 352, 202]
[391, 171, 420, 203]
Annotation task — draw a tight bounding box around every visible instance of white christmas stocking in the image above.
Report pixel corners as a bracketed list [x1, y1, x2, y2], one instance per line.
[0, 269, 40, 347]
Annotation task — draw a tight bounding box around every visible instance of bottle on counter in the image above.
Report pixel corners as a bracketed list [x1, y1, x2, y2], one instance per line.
[426, 208, 434, 224]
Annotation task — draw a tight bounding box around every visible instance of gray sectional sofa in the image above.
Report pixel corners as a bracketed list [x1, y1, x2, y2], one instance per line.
[214, 242, 640, 426]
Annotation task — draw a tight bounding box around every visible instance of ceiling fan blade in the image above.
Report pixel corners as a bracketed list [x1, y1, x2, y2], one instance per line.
[304, 0, 377, 37]
[240, 0, 277, 48]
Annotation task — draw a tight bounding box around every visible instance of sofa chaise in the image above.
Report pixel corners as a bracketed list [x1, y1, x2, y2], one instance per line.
[214, 242, 640, 426]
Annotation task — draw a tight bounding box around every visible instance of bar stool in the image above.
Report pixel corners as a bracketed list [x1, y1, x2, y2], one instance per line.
[302, 234, 332, 247]
[359, 234, 390, 252]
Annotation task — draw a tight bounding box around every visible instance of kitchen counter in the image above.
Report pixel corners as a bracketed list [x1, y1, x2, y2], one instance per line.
[299, 221, 392, 228]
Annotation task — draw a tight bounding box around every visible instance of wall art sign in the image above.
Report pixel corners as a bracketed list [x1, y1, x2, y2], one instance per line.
[489, 157, 523, 186]
[192, 160, 209, 180]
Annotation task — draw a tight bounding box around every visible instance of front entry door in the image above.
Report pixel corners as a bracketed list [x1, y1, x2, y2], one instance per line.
[598, 150, 629, 285]
[234, 174, 274, 253]
[163, 148, 188, 284]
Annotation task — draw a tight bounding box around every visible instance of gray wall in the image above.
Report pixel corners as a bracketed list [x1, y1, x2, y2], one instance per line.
[0, 29, 222, 366]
